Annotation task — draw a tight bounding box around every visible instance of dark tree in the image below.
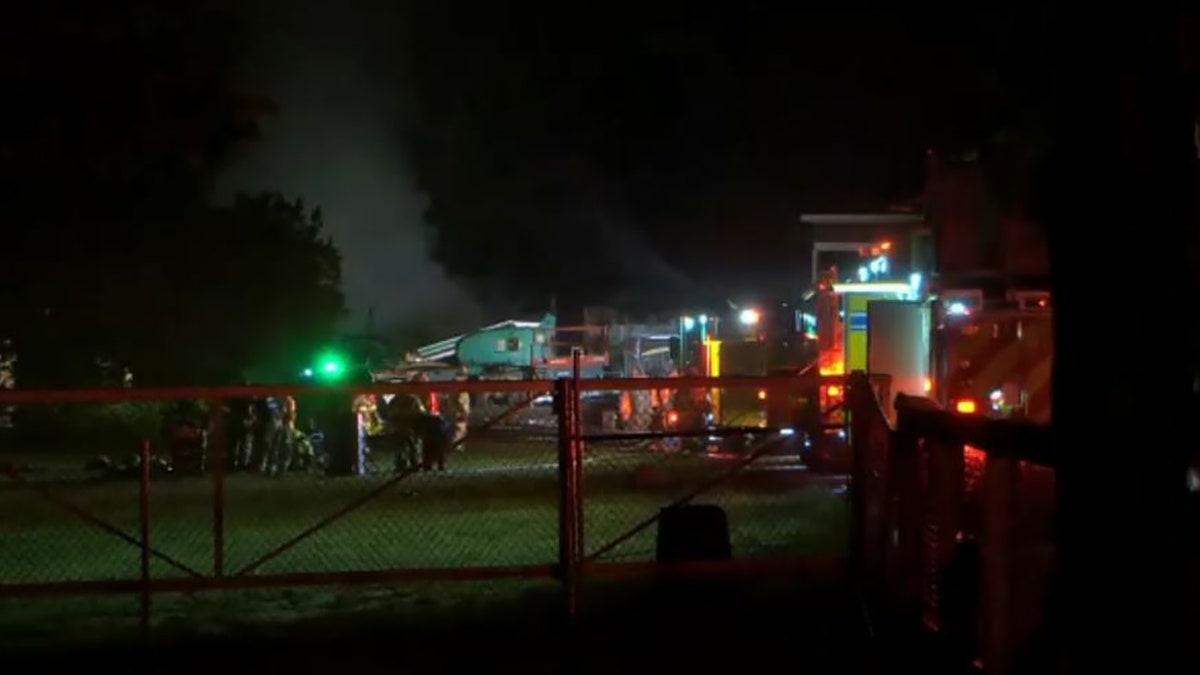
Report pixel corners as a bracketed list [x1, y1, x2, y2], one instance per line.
[0, 2, 344, 386]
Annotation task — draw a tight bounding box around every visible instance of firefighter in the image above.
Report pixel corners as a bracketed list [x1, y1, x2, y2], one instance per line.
[229, 398, 257, 470]
[450, 366, 471, 452]
[265, 396, 302, 475]
[386, 391, 424, 471]
[0, 339, 14, 429]
[418, 413, 452, 472]
[418, 371, 440, 415]
[384, 374, 434, 471]
[630, 367, 654, 431]
[354, 393, 383, 435]
[650, 368, 681, 453]
[618, 382, 634, 430]
[674, 366, 712, 452]
[252, 397, 277, 473]
[289, 399, 318, 472]
[658, 368, 678, 414]
[165, 401, 207, 474]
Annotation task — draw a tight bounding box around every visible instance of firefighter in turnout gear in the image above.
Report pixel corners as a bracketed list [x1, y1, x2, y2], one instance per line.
[354, 394, 384, 435]
[0, 339, 14, 428]
[266, 396, 313, 474]
[451, 366, 470, 452]
[230, 398, 257, 470]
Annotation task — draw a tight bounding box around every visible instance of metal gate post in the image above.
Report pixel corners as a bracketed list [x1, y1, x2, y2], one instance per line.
[887, 425, 922, 621]
[980, 454, 1016, 674]
[209, 398, 225, 577]
[138, 439, 152, 637]
[555, 376, 581, 617]
[848, 373, 869, 583]
[571, 350, 585, 562]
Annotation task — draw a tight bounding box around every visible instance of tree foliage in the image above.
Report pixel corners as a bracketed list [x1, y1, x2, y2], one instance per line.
[0, 1, 344, 386]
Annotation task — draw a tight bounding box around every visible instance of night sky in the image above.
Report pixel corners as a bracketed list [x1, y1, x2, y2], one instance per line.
[218, 3, 1048, 331]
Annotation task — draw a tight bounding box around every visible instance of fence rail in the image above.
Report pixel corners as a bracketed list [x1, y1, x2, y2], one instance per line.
[0, 365, 1060, 669]
[0, 364, 859, 635]
[851, 375, 1056, 675]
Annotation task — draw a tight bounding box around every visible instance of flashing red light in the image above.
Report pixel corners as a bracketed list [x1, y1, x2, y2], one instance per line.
[666, 410, 680, 425]
[757, 389, 767, 401]
[880, 240, 893, 252]
[954, 399, 978, 414]
[826, 384, 843, 398]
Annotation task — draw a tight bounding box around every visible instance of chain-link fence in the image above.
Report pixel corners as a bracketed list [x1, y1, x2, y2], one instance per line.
[576, 375, 853, 566]
[221, 388, 558, 578]
[0, 374, 864, 640]
[852, 386, 1058, 673]
[0, 400, 158, 586]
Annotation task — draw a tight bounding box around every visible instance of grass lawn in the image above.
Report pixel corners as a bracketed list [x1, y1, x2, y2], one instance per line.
[0, 439, 849, 652]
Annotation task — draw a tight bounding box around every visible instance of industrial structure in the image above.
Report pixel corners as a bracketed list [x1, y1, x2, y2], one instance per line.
[364, 150, 1054, 468]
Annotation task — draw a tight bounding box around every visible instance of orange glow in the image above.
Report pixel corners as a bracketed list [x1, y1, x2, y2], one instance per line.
[923, 377, 933, 393]
[826, 385, 843, 398]
[757, 389, 767, 400]
[666, 410, 679, 425]
[880, 240, 892, 251]
[818, 359, 845, 376]
[954, 399, 977, 414]
[964, 445, 988, 477]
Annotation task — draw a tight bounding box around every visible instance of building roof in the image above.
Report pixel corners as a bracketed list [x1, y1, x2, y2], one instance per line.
[799, 213, 924, 227]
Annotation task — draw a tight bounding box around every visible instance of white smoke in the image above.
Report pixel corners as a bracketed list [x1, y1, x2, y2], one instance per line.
[217, 0, 482, 340]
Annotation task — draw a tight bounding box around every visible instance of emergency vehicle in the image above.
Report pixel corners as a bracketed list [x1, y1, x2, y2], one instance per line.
[808, 251, 1052, 426]
[808, 151, 1054, 426]
[932, 288, 1052, 422]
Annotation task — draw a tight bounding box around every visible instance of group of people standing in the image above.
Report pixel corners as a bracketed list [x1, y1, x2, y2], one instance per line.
[226, 396, 317, 476]
[617, 366, 713, 452]
[165, 368, 475, 478]
[356, 368, 473, 474]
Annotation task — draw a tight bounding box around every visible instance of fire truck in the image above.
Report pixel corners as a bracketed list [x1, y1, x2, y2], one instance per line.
[809, 152, 1054, 425]
[932, 288, 1052, 422]
[808, 257, 1051, 432]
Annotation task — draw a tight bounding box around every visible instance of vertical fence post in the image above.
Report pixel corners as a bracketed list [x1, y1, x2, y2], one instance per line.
[887, 424, 922, 623]
[922, 440, 966, 633]
[848, 373, 870, 584]
[571, 349, 585, 563]
[139, 438, 152, 638]
[980, 454, 1015, 674]
[555, 377, 580, 617]
[209, 397, 225, 577]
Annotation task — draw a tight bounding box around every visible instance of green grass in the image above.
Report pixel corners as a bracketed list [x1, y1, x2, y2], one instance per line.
[0, 441, 848, 651]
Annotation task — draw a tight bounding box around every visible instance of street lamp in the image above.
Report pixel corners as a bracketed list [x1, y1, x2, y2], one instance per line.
[738, 308, 761, 326]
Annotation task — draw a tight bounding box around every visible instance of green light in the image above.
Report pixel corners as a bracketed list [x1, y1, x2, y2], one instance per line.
[309, 349, 348, 381]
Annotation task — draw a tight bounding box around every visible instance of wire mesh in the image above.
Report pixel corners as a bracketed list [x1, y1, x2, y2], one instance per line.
[578, 380, 850, 563]
[223, 386, 559, 576]
[0, 401, 153, 584]
[1005, 458, 1056, 657]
